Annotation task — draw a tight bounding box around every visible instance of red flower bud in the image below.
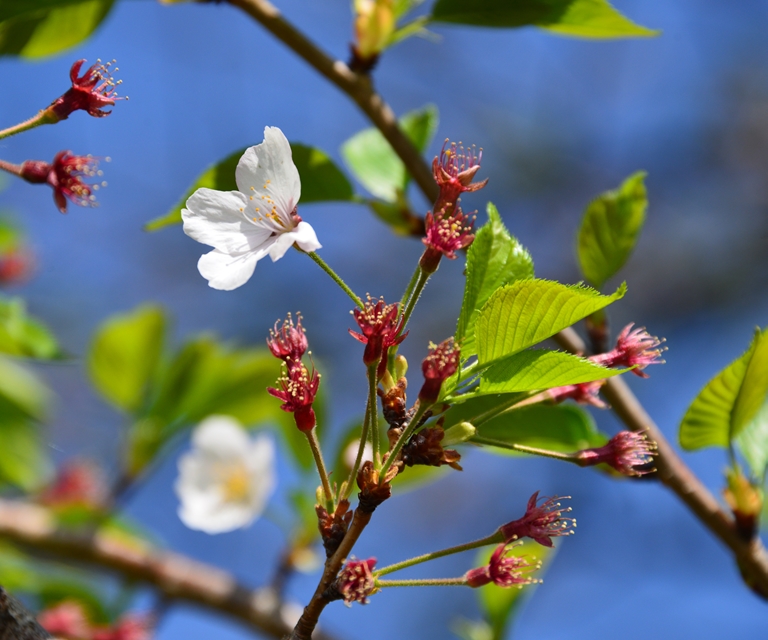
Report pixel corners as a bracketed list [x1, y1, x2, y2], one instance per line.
[48, 59, 124, 121]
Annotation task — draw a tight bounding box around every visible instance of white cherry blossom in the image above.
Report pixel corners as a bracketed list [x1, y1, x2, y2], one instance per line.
[175, 415, 276, 534]
[182, 126, 321, 290]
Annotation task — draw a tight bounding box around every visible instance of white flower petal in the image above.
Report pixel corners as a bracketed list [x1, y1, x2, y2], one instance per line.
[236, 127, 301, 226]
[182, 188, 271, 253]
[198, 247, 264, 290]
[192, 416, 251, 455]
[292, 221, 322, 253]
[267, 229, 299, 262]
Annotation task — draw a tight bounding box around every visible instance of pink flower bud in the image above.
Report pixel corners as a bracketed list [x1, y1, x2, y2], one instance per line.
[48, 59, 124, 121]
[349, 295, 407, 374]
[499, 492, 576, 547]
[20, 151, 105, 213]
[418, 337, 460, 405]
[465, 543, 541, 588]
[337, 558, 378, 606]
[591, 323, 666, 378]
[575, 431, 657, 476]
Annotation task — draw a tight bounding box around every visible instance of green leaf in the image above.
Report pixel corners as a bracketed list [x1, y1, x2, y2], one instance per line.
[680, 328, 768, 451]
[457, 203, 534, 356]
[0, 297, 63, 360]
[88, 306, 166, 414]
[452, 401, 605, 453]
[341, 104, 438, 202]
[577, 171, 647, 288]
[0, 420, 49, 490]
[476, 542, 554, 639]
[735, 400, 768, 479]
[473, 349, 625, 396]
[0, 1, 114, 59]
[145, 143, 354, 231]
[0, 356, 51, 422]
[475, 279, 625, 369]
[431, 0, 658, 39]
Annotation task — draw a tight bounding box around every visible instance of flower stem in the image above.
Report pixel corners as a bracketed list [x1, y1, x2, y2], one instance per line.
[341, 386, 373, 502]
[399, 263, 421, 319]
[305, 428, 335, 512]
[0, 111, 56, 141]
[374, 532, 501, 577]
[306, 251, 363, 309]
[0, 159, 22, 178]
[398, 266, 430, 333]
[367, 364, 381, 468]
[471, 436, 576, 463]
[376, 577, 467, 588]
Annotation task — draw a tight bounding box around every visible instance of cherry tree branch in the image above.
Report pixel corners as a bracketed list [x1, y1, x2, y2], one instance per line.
[554, 327, 768, 598]
[0, 499, 339, 640]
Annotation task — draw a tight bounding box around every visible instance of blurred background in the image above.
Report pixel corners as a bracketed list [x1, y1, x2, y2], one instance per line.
[1, 0, 768, 637]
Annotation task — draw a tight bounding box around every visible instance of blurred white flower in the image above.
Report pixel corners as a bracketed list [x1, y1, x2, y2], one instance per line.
[182, 126, 321, 290]
[175, 415, 276, 534]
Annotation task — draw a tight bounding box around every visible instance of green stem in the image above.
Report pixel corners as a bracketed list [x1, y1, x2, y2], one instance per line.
[376, 577, 467, 588]
[380, 402, 429, 477]
[374, 532, 501, 577]
[341, 388, 373, 502]
[471, 436, 575, 463]
[0, 110, 56, 141]
[465, 392, 536, 428]
[398, 267, 430, 333]
[399, 263, 421, 319]
[306, 251, 363, 309]
[305, 429, 335, 512]
[367, 364, 381, 468]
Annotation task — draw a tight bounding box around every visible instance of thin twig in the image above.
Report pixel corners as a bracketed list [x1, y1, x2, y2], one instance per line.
[0, 499, 339, 640]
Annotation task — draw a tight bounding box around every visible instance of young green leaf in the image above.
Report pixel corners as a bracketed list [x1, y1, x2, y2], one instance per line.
[0, 297, 63, 360]
[735, 400, 768, 479]
[475, 349, 625, 396]
[145, 143, 354, 231]
[88, 305, 166, 414]
[0, 1, 115, 59]
[0, 420, 49, 490]
[341, 104, 438, 202]
[0, 356, 51, 422]
[475, 279, 625, 368]
[442, 396, 605, 453]
[457, 203, 534, 356]
[431, 0, 658, 39]
[680, 328, 768, 451]
[577, 171, 647, 289]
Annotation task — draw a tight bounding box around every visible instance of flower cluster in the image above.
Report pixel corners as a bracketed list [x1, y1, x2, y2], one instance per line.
[20, 151, 105, 213]
[267, 313, 321, 432]
[38, 601, 152, 640]
[174, 416, 276, 534]
[349, 295, 407, 375]
[574, 431, 657, 476]
[48, 59, 124, 121]
[499, 492, 576, 547]
[465, 543, 541, 588]
[336, 558, 378, 606]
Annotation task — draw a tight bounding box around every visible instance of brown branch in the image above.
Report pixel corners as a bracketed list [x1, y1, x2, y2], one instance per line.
[554, 327, 768, 598]
[227, 0, 768, 605]
[0, 499, 339, 640]
[224, 0, 439, 205]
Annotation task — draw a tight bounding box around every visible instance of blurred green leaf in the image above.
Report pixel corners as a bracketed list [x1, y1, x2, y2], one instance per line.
[0, 297, 63, 360]
[0, 420, 49, 490]
[145, 143, 353, 231]
[469, 349, 625, 397]
[0, 1, 114, 59]
[88, 306, 166, 414]
[431, 0, 658, 39]
[577, 171, 647, 289]
[735, 400, 768, 479]
[475, 542, 554, 638]
[475, 279, 625, 369]
[0, 356, 51, 421]
[457, 203, 534, 356]
[341, 104, 438, 202]
[680, 328, 768, 451]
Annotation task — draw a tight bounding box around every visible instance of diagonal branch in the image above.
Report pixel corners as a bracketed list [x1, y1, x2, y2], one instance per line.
[224, 0, 439, 204]
[554, 327, 768, 598]
[0, 499, 339, 640]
